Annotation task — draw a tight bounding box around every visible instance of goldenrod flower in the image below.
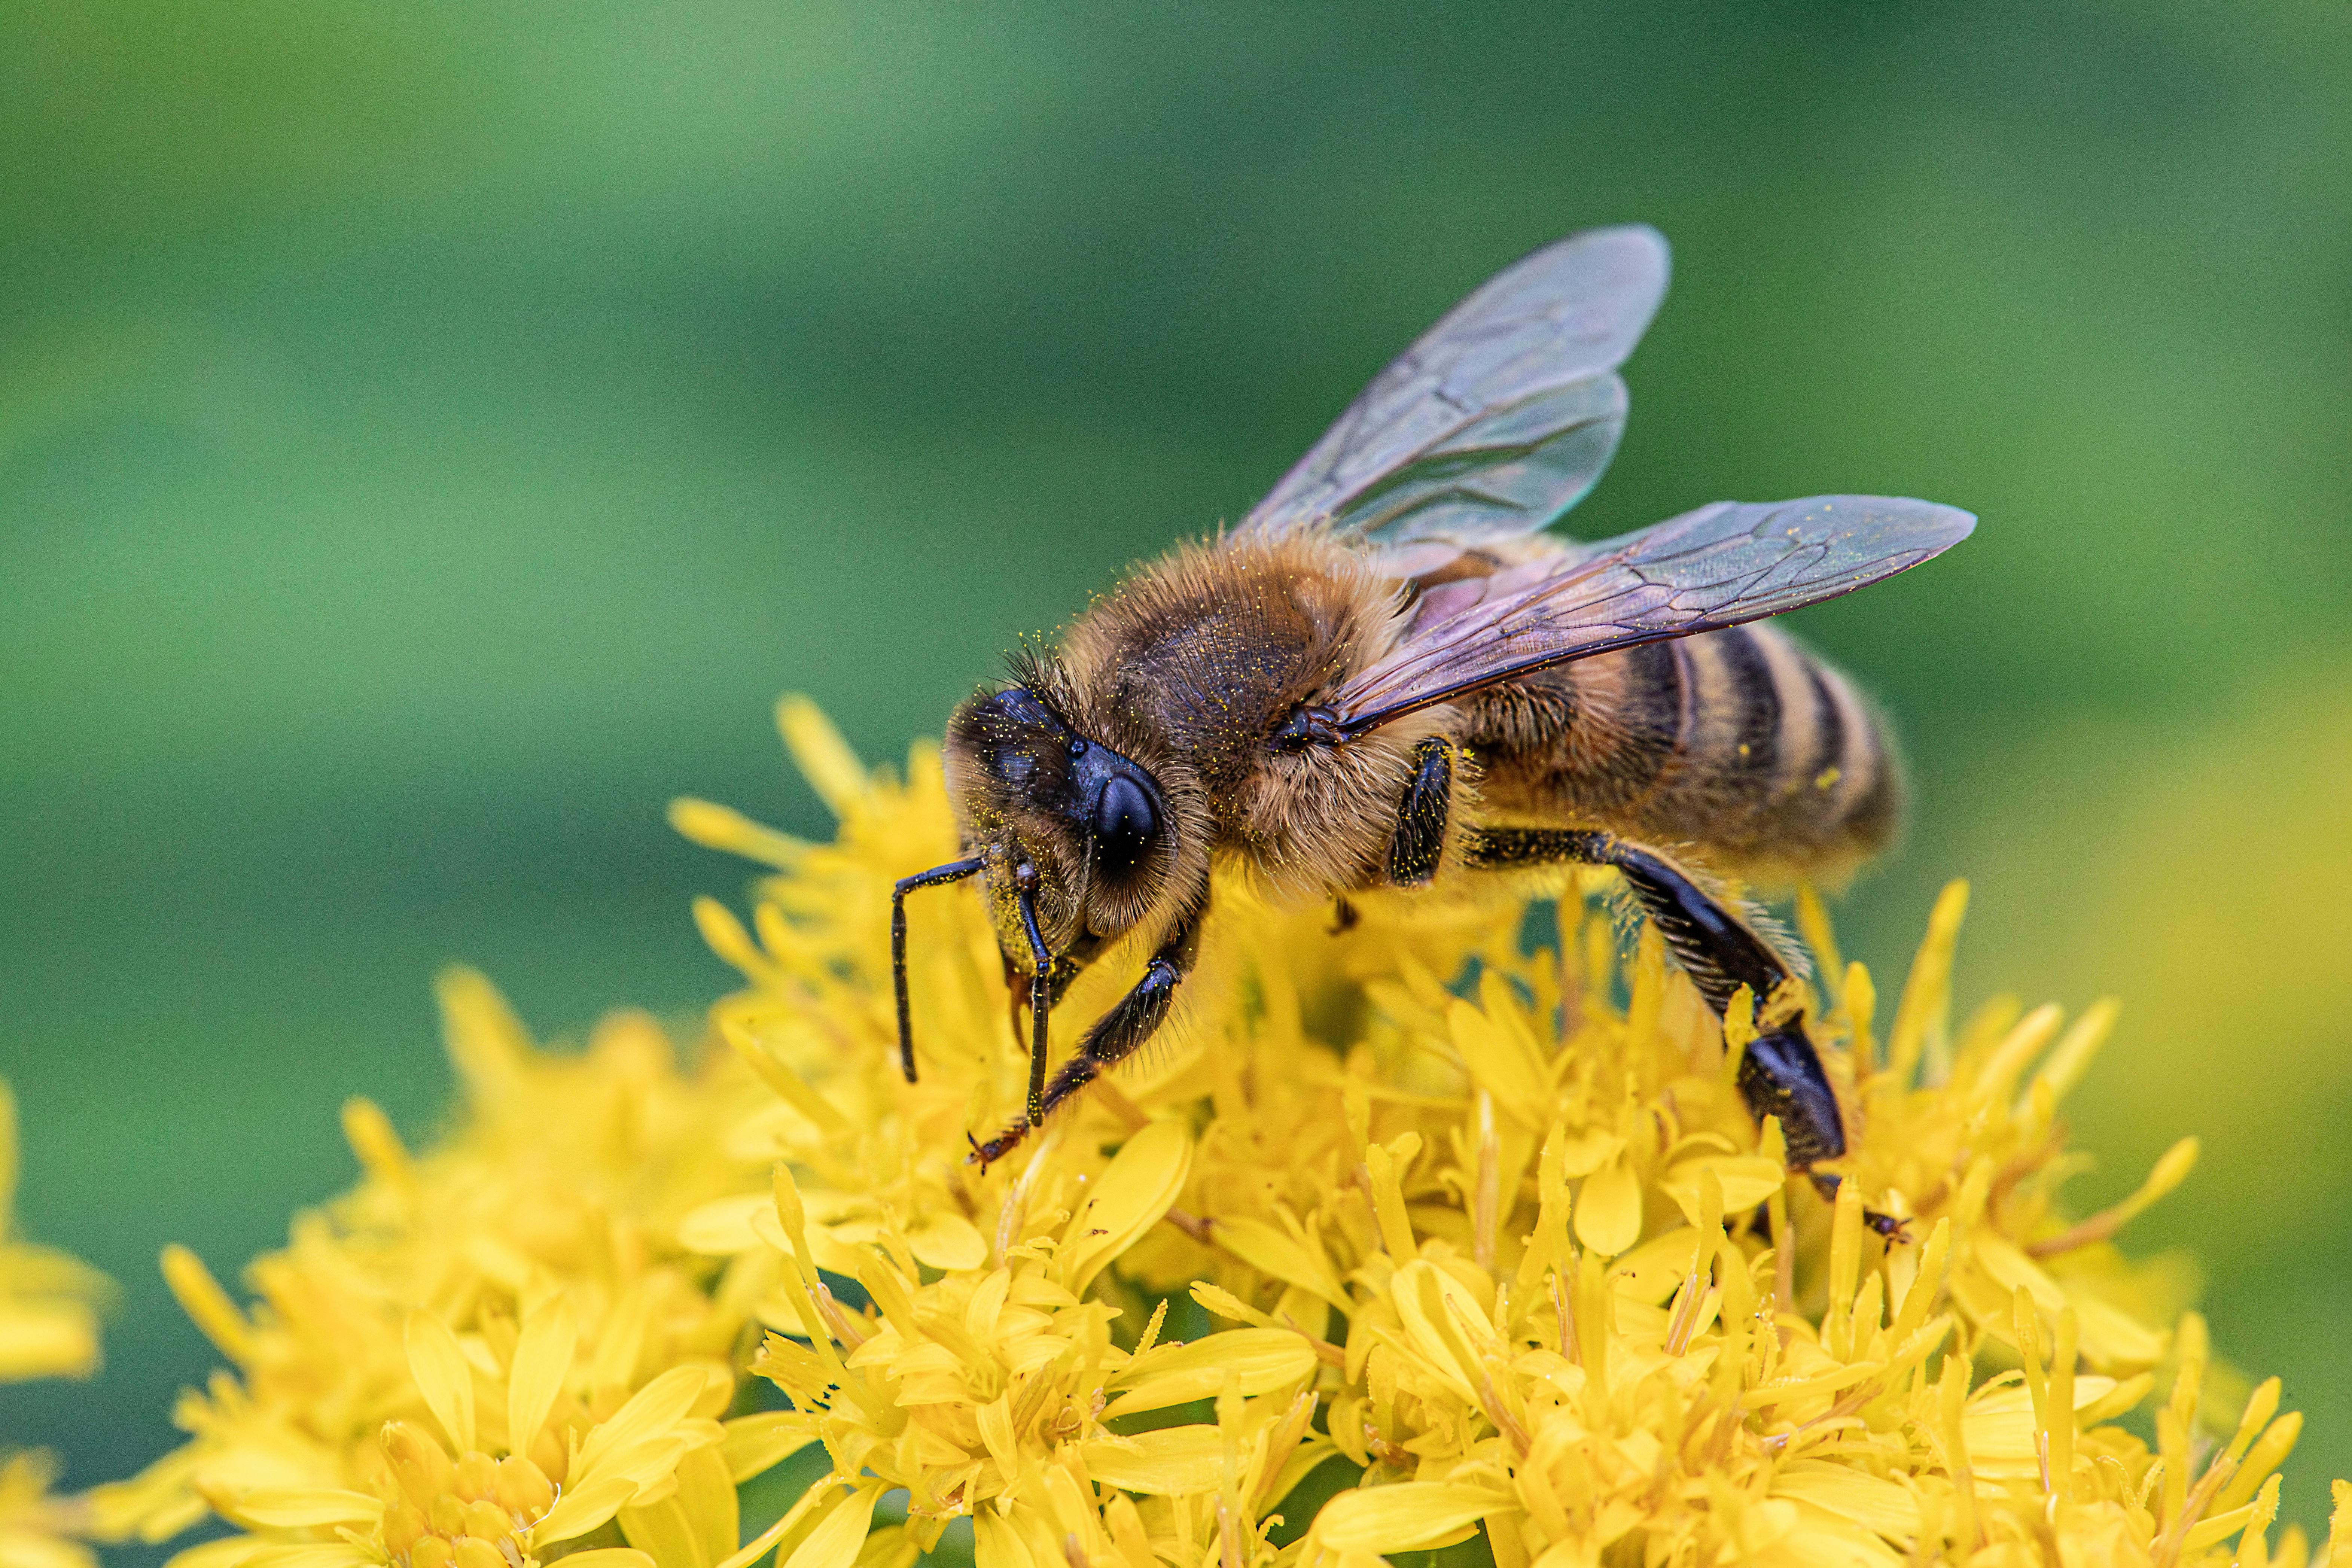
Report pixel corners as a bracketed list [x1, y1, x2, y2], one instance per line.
[0, 1082, 109, 1385]
[68, 695, 2352, 1568]
[81, 994, 802, 1566]
[1, 1080, 116, 1568]
[665, 699, 2352, 1568]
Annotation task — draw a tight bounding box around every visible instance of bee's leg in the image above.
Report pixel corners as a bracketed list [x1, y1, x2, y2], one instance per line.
[969, 895, 1207, 1168]
[1003, 951, 1090, 1054]
[1386, 738, 1454, 886]
[890, 856, 986, 1083]
[1012, 870, 1054, 1127]
[1466, 827, 1900, 1236]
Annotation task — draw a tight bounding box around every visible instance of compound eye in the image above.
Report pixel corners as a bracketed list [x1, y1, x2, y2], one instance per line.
[1092, 774, 1158, 879]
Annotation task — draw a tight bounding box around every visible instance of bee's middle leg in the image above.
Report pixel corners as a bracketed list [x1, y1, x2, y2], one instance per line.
[969, 897, 1207, 1168]
[1465, 826, 1897, 1234]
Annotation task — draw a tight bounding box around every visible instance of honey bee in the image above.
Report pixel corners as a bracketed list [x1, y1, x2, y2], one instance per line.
[892, 225, 1972, 1207]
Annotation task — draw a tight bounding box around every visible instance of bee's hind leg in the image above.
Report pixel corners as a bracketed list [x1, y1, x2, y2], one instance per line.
[968, 893, 1208, 1168]
[1465, 826, 1903, 1239]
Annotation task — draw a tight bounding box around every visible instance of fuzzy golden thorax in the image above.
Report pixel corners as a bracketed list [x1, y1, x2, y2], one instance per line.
[944, 533, 1463, 957]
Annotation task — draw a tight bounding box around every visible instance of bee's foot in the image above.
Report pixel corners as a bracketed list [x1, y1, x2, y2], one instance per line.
[1804, 1168, 1910, 1242]
[966, 1121, 1029, 1169]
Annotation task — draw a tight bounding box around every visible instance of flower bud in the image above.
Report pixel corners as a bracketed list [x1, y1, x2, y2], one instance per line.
[382, 1422, 456, 1511]
[463, 1501, 512, 1542]
[383, 1501, 428, 1558]
[496, 1456, 555, 1519]
[454, 1451, 499, 1503]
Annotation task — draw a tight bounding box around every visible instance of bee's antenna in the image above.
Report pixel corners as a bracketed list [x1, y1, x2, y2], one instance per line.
[892, 857, 984, 1084]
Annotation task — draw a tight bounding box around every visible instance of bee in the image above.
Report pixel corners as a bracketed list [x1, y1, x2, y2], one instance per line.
[892, 225, 1972, 1209]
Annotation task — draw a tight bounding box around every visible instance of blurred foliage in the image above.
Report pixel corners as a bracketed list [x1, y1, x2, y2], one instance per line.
[0, 0, 2345, 1547]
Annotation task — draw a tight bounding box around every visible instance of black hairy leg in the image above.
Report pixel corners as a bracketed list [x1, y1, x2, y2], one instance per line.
[1386, 738, 1454, 886]
[1464, 826, 1903, 1239]
[1001, 948, 1091, 1056]
[969, 894, 1208, 1169]
[891, 856, 985, 1083]
[1009, 862, 1054, 1127]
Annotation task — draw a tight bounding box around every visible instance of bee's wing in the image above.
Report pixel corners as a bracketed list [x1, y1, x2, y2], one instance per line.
[1329, 495, 1975, 733]
[1234, 225, 1670, 549]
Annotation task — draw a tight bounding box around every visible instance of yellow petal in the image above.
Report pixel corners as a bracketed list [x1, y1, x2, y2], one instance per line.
[779, 1482, 882, 1568]
[1104, 1328, 1316, 1417]
[533, 1474, 641, 1545]
[720, 1411, 822, 1484]
[404, 1311, 476, 1456]
[1960, 1377, 2124, 1475]
[1605, 1227, 1701, 1307]
[972, 1511, 1038, 1568]
[1548, 1128, 1624, 1180]
[9, 1532, 99, 1568]
[162, 1540, 265, 1568]
[1210, 1216, 1349, 1312]
[1770, 1463, 1919, 1539]
[507, 1295, 577, 1458]
[237, 1548, 378, 1568]
[1389, 1260, 1491, 1400]
[677, 1195, 770, 1255]
[1575, 1158, 1642, 1256]
[907, 1212, 987, 1272]
[1660, 1154, 1783, 1227]
[0, 1300, 101, 1381]
[219, 1490, 386, 1530]
[1449, 995, 1552, 1126]
[619, 1496, 708, 1568]
[679, 1443, 740, 1565]
[1057, 1120, 1191, 1295]
[1078, 1427, 1225, 1495]
[574, 1364, 710, 1483]
[776, 696, 871, 818]
[552, 1554, 656, 1568]
[1312, 1483, 1513, 1552]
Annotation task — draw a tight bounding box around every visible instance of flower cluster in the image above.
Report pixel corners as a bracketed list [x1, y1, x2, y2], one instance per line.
[1, 1079, 117, 1568]
[24, 696, 2352, 1568]
[665, 701, 2349, 1568]
[80, 987, 803, 1568]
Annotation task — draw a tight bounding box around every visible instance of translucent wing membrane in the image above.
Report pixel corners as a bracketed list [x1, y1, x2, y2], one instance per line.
[1330, 495, 1977, 732]
[1237, 225, 1670, 548]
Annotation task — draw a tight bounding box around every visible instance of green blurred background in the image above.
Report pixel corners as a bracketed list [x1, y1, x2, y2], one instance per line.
[2, 0, 2348, 1544]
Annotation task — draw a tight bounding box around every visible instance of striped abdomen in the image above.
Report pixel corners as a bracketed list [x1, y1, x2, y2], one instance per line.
[1460, 622, 1899, 882]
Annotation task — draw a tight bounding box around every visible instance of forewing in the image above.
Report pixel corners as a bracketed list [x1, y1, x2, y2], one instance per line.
[1237, 225, 1670, 548]
[1329, 495, 1975, 731]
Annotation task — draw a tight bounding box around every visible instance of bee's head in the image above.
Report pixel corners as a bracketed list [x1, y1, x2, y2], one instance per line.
[942, 684, 1174, 962]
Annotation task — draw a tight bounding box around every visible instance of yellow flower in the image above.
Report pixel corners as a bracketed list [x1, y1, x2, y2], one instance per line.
[1, 1451, 97, 1568]
[667, 698, 2352, 1568]
[81, 993, 800, 1564]
[0, 1080, 116, 1568]
[50, 693, 2352, 1568]
[0, 1081, 110, 1385]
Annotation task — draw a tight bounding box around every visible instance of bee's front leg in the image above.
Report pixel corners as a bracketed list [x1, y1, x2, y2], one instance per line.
[891, 855, 987, 1083]
[1465, 826, 1901, 1237]
[969, 892, 1208, 1169]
